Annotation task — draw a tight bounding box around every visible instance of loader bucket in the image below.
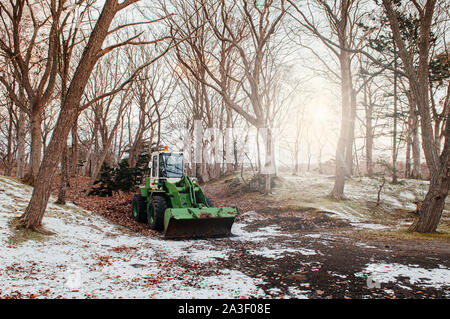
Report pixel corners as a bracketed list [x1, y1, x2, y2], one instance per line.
[164, 207, 238, 238]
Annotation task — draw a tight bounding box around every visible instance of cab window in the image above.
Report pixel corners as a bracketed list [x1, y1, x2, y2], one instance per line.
[159, 153, 183, 178]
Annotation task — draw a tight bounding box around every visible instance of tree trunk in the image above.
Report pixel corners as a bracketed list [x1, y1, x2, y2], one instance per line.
[86, 142, 116, 194]
[70, 121, 79, 177]
[409, 170, 448, 233]
[381, 0, 444, 232]
[344, 88, 356, 177]
[261, 127, 274, 195]
[331, 51, 353, 199]
[56, 143, 69, 205]
[25, 110, 43, 185]
[293, 146, 299, 175]
[406, 89, 422, 179]
[409, 120, 449, 233]
[201, 143, 210, 183]
[318, 148, 323, 174]
[20, 0, 122, 232]
[331, 136, 347, 198]
[392, 44, 398, 184]
[5, 105, 13, 176]
[224, 109, 234, 174]
[405, 128, 412, 178]
[364, 82, 374, 177]
[411, 109, 422, 179]
[307, 153, 311, 172]
[16, 108, 26, 179]
[128, 142, 141, 168]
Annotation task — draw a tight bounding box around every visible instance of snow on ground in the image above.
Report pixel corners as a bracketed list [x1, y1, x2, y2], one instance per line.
[276, 174, 449, 231]
[286, 286, 309, 299]
[230, 223, 287, 242]
[398, 191, 416, 201]
[0, 176, 272, 298]
[356, 263, 450, 292]
[152, 270, 266, 298]
[248, 246, 318, 259]
[351, 223, 390, 230]
[354, 242, 378, 249]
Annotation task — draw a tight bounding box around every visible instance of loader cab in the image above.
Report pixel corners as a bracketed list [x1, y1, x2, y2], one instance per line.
[149, 151, 184, 188]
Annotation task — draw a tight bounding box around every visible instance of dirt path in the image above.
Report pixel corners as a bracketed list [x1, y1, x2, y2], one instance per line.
[194, 183, 450, 299]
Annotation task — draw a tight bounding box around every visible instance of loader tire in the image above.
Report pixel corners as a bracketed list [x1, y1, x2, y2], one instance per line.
[148, 195, 168, 231]
[132, 193, 147, 223]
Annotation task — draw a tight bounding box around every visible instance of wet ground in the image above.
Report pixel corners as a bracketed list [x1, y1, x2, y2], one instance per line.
[152, 206, 449, 299]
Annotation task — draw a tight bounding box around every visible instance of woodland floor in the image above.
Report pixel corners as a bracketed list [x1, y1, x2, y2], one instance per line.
[0, 173, 448, 299]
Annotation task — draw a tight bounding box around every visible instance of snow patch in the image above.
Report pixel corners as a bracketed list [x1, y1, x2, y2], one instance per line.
[237, 210, 261, 223]
[356, 263, 450, 289]
[355, 242, 378, 249]
[231, 223, 286, 242]
[151, 270, 266, 298]
[304, 233, 321, 239]
[399, 191, 416, 201]
[248, 246, 318, 259]
[351, 222, 390, 230]
[285, 286, 309, 299]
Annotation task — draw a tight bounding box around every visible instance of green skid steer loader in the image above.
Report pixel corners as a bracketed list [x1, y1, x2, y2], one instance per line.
[131, 147, 238, 238]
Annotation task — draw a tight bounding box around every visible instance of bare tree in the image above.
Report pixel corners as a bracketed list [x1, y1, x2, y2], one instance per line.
[382, 0, 449, 233]
[84, 53, 135, 193]
[127, 57, 173, 168]
[168, 0, 288, 193]
[290, 105, 305, 175]
[0, 68, 18, 176]
[288, 0, 371, 199]
[0, 0, 66, 184]
[19, 0, 158, 233]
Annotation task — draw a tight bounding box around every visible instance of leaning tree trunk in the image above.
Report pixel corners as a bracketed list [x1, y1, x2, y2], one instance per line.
[409, 167, 449, 233]
[409, 120, 449, 233]
[407, 80, 447, 233]
[20, 107, 77, 233]
[20, 0, 122, 233]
